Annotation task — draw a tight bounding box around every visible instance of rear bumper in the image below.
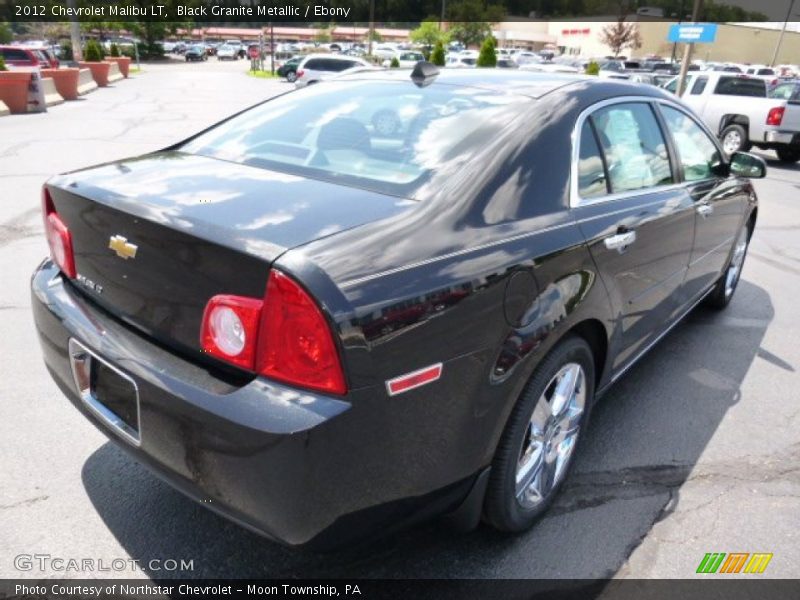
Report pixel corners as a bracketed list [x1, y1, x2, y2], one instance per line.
[31, 260, 475, 549]
[763, 130, 800, 146]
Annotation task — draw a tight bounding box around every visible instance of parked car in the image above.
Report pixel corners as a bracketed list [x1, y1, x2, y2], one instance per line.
[0, 45, 57, 69]
[184, 45, 207, 62]
[276, 55, 302, 82]
[496, 58, 519, 69]
[294, 54, 371, 88]
[382, 51, 425, 69]
[225, 40, 246, 58]
[32, 68, 763, 550]
[665, 72, 800, 162]
[216, 44, 238, 61]
[445, 56, 476, 68]
[770, 80, 800, 102]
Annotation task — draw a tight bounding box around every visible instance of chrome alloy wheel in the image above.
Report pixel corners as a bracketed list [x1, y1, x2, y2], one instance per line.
[722, 130, 743, 155]
[725, 229, 748, 299]
[515, 362, 586, 509]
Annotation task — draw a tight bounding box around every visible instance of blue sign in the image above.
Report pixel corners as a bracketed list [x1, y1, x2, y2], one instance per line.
[668, 23, 718, 43]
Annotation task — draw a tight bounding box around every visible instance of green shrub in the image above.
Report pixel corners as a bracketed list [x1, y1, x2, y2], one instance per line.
[431, 41, 445, 66]
[585, 60, 600, 76]
[84, 40, 104, 62]
[390, 56, 400, 68]
[0, 53, 6, 71]
[109, 43, 120, 57]
[476, 36, 497, 68]
[60, 42, 73, 61]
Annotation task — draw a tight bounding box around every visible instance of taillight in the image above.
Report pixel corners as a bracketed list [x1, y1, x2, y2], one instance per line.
[42, 186, 76, 278]
[199, 270, 346, 395]
[258, 271, 346, 395]
[296, 69, 305, 79]
[767, 106, 785, 126]
[200, 295, 262, 370]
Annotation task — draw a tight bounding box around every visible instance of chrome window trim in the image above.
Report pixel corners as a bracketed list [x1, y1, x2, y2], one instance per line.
[570, 94, 695, 209]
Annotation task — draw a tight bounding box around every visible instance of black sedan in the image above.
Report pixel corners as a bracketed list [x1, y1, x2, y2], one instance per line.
[32, 66, 764, 549]
[184, 44, 207, 62]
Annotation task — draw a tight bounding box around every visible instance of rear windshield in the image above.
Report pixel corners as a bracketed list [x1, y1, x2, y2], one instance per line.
[181, 80, 525, 196]
[714, 76, 766, 97]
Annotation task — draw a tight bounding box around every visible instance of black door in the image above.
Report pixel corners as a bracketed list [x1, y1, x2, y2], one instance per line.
[656, 103, 749, 302]
[572, 101, 696, 371]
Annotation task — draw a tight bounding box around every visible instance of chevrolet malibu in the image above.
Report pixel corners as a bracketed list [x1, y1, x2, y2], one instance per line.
[32, 67, 764, 549]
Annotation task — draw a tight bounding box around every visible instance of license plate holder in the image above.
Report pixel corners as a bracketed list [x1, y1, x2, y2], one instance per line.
[68, 338, 141, 446]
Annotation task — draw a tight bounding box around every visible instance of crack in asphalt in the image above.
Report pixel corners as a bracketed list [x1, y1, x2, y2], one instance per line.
[0, 495, 49, 510]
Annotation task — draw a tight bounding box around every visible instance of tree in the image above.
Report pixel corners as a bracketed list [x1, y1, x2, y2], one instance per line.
[599, 17, 642, 57]
[0, 53, 6, 71]
[431, 40, 446, 66]
[410, 20, 447, 48]
[476, 35, 497, 68]
[0, 20, 12, 44]
[84, 40, 104, 62]
[109, 43, 120, 57]
[446, 0, 502, 48]
[390, 57, 400, 68]
[585, 60, 600, 75]
[367, 29, 383, 43]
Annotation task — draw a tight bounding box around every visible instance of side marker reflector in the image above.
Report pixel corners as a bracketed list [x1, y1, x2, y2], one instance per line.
[386, 363, 443, 396]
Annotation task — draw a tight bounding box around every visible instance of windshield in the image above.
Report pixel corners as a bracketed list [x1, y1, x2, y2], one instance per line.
[182, 80, 525, 196]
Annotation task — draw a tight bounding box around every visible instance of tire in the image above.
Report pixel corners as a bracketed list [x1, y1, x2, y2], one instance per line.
[286, 71, 297, 83]
[720, 124, 751, 156]
[705, 221, 751, 310]
[776, 147, 800, 164]
[484, 335, 595, 532]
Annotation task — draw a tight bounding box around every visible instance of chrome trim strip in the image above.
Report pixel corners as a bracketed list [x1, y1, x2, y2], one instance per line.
[688, 235, 735, 267]
[68, 338, 141, 447]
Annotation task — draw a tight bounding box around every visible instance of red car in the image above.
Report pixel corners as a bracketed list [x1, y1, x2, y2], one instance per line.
[0, 46, 59, 69]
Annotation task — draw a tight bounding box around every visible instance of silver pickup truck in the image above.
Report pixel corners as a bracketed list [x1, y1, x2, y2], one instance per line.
[665, 72, 800, 163]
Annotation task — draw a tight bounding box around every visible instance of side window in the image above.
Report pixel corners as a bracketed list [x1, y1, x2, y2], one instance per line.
[691, 77, 707, 95]
[660, 106, 723, 182]
[590, 103, 673, 194]
[714, 76, 767, 97]
[304, 59, 322, 70]
[578, 121, 608, 199]
[664, 78, 678, 94]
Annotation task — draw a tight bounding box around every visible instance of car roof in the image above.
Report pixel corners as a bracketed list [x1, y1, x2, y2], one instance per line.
[333, 69, 595, 99]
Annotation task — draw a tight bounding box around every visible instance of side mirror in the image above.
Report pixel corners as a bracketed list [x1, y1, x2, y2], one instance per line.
[729, 151, 767, 179]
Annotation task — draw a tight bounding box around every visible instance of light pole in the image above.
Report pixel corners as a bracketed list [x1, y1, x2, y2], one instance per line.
[676, 0, 703, 97]
[67, 0, 82, 61]
[770, 0, 797, 67]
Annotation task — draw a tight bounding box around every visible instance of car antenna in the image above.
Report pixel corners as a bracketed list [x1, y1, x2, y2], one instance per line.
[411, 62, 439, 88]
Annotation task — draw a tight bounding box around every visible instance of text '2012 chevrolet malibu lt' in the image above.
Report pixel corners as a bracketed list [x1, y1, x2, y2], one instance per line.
[32, 65, 765, 549]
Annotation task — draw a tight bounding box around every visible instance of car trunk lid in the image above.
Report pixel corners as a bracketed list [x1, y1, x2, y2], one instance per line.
[47, 151, 413, 363]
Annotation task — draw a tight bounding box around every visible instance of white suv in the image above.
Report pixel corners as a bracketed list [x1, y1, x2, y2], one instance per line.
[295, 54, 371, 88]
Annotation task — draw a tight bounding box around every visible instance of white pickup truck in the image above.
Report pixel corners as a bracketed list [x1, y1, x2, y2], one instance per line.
[665, 72, 800, 163]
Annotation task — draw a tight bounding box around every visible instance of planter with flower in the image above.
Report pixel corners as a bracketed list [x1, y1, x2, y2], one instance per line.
[0, 53, 32, 114]
[105, 43, 132, 78]
[78, 40, 111, 87]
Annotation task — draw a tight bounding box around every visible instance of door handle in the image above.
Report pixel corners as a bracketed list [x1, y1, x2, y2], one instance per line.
[604, 230, 637, 252]
[697, 203, 714, 218]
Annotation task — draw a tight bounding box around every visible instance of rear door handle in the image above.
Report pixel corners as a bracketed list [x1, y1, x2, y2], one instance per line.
[697, 203, 714, 218]
[604, 231, 637, 252]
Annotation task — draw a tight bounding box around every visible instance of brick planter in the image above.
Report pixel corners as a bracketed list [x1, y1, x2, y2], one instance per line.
[78, 61, 111, 87]
[105, 56, 132, 78]
[41, 68, 80, 100]
[0, 71, 32, 114]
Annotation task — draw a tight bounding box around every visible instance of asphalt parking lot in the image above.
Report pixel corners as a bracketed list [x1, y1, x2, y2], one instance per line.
[1, 58, 798, 580]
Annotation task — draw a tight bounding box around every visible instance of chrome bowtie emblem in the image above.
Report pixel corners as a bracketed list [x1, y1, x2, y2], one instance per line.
[108, 235, 138, 260]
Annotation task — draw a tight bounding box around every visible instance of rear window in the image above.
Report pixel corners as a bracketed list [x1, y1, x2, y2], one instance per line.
[1, 48, 31, 61]
[714, 76, 766, 97]
[181, 80, 525, 196]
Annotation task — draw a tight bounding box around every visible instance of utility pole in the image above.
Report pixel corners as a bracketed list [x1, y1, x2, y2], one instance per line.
[676, 0, 703, 97]
[368, 0, 375, 57]
[67, 0, 82, 61]
[670, 0, 686, 63]
[770, 0, 796, 67]
[270, 23, 275, 76]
